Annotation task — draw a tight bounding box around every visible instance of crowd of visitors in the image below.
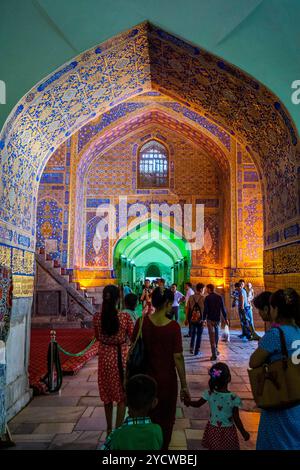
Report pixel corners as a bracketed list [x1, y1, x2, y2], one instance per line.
[93, 278, 300, 451]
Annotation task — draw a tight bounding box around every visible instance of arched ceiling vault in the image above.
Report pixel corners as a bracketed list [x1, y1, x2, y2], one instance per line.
[79, 108, 231, 182]
[0, 22, 298, 250]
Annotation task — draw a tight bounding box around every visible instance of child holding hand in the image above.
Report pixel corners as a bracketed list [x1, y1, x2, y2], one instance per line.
[184, 362, 250, 450]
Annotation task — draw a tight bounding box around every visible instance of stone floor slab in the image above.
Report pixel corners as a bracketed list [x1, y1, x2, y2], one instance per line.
[74, 416, 107, 431]
[75, 430, 103, 444]
[169, 430, 186, 448]
[11, 406, 85, 423]
[90, 407, 106, 418]
[8, 442, 50, 450]
[34, 422, 75, 434]
[12, 434, 55, 442]
[48, 431, 82, 449]
[190, 420, 208, 429]
[186, 439, 205, 450]
[9, 422, 38, 434]
[185, 429, 204, 440]
[28, 396, 80, 407]
[173, 418, 191, 430]
[78, 397, 102, 407]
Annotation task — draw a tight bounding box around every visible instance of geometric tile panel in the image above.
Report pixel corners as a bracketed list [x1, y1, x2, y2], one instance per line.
[36, 199, 63, 261]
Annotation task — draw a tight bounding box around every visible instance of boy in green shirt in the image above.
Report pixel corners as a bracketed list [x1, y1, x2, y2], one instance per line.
[101, 374, 163, 450]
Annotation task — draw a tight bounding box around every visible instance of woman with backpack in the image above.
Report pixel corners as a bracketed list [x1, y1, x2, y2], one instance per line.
[187, 283, 205, 356]
[131, 287, 190, 450]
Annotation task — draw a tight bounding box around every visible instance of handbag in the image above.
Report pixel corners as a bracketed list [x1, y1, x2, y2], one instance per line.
[248, 327, 300, 410]
[126, 316, 147, 380]
[221, 324, 230, 343]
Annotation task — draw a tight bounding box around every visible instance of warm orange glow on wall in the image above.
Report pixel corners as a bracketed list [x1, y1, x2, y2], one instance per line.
[73, 269, 116, 288]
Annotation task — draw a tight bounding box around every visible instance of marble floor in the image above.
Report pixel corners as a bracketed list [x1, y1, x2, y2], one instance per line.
[8, 328, 261, 450]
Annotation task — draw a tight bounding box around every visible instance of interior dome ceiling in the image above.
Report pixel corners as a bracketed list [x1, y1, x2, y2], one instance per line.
[1, 0, 300, 132]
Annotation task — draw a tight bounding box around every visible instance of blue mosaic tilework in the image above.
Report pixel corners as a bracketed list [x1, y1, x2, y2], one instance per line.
[244, 171, 259, 182]
[78, 103, 145, 152]
[161, 102, 231, 150]
[40, 173, 64, 184]
[36, 199, 63, 261]
[86, 198, 110, 208]
[267, 232, 280, 244]
[17, 234, 31, 248]
[85, 214, 109, 267]
[37, 61, 78, 92]
[284, 224, 300, 239]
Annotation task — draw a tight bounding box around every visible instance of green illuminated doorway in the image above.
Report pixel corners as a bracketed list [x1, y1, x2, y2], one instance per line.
[113, 219, 191, 292]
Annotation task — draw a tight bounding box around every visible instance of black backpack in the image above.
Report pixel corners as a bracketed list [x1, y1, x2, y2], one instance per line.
[126, 316, 147, 380]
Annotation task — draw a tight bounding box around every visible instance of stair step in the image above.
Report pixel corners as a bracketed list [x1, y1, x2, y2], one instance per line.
[45, 260, 54, 268]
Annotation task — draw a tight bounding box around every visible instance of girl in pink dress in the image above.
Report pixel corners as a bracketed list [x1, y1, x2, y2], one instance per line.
[93, 285, 134, 436]
[184, 362, 249, 450]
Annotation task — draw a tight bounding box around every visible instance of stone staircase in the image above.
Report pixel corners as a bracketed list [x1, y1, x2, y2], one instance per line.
[83, 286, 104, 311]
[33, 249, 97, 328]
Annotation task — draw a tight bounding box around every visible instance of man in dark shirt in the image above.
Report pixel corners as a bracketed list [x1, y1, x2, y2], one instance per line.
[203, 284, 228, 360]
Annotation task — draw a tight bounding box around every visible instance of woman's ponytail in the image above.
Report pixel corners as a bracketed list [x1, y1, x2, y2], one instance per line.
[101, 285, 120, 336]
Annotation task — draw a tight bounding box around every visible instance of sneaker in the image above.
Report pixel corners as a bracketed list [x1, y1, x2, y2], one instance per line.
[210, 355, 217, 361]
[190, 348, 194, 354]
[216, 350, 220, 356]
[184, 334, 191, 338]
[238, 334, 246, 339]
[194, 351, 202, 357]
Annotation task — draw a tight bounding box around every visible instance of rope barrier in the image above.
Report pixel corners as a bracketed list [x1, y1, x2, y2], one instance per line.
[44, 331, 97, 393]
[56, 337, 96, 357]
[44, 330, 63, 393]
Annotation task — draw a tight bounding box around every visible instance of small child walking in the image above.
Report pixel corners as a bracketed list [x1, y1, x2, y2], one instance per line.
[184, 362, 250, 450]
[101, 374, 163, 450]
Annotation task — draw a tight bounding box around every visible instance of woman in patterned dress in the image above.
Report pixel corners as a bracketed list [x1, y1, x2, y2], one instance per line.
[93, 285, 134, 436]
[250, 288, 300, 450]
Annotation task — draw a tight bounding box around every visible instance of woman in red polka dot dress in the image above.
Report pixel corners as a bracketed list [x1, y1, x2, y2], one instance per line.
[184, 362, 250, 450]
[93, 285, 134, 436]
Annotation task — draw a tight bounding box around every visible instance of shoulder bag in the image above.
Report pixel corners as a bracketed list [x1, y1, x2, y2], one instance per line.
[248, 327, 300, 410]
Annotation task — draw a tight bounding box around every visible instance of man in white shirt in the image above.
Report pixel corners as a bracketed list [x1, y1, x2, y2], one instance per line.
[169, 283, 185, 321]
[184, 282, 195, 337]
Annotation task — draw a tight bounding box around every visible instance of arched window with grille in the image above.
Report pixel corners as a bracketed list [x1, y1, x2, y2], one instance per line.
[138, 140, 169, 189]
